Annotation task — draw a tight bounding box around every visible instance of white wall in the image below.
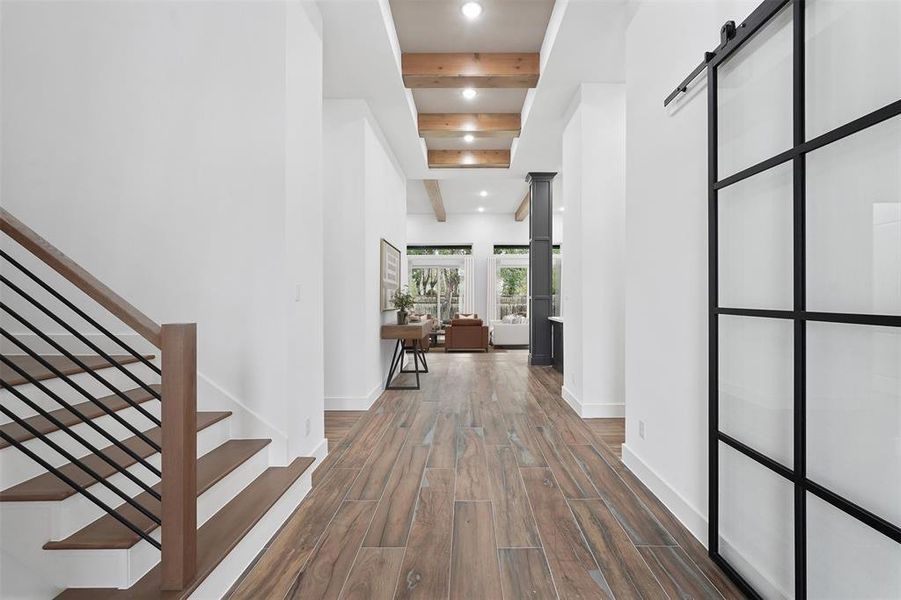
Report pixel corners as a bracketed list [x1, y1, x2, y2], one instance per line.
[622, 0, 761, 543]
[405, 212, 563, 321]
[0, 1, 326, 462]
[561, 84, 626, 419]
[323, 100, 406, 410]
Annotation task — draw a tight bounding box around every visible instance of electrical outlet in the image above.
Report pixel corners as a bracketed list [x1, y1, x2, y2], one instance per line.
[639, 420, 645, 439]
[305, 417, 311, 437]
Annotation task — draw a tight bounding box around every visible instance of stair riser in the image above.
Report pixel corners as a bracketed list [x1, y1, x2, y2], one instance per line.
[27, 416, 231, 541]
[0, 366, 160, 424]
[41, 445, 270, 589]
[0, 402, 163, 490]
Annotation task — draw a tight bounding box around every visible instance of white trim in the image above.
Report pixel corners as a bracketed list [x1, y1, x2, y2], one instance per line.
[325, 383, 382, 411]
[718, 535, 791, 600]
[486, 256, 498, 321]
[561, 385, 625, 418]
[462, 256, 475, 314]
[406, 254, 466, 268]
[307, 436, 329, 466]
[620, 444, 708, 546]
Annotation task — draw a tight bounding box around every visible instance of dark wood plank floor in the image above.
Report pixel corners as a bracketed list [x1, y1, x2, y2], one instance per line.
[326, 410, 367, 451]
[230, 351, 745, 599]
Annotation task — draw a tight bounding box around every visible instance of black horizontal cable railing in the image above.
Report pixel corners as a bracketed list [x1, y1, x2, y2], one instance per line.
[1, 379, 161, 501]
[1, 353, 161, 478]
[0, 249, 161, 376]
[1, 331, 161, 452]
[0, 302, 161, 426]
[0, 428, 161, 549]
[2, 208, 199, 589]
[0, 402, 160, 525]
[2, 271, 162, 399]
[1, 252, 164, 550]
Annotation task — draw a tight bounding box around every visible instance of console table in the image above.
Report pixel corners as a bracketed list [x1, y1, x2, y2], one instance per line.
[381, 322, 430, 390]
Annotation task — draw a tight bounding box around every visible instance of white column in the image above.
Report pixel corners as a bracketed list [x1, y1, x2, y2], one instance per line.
[561, 83, 626, 417]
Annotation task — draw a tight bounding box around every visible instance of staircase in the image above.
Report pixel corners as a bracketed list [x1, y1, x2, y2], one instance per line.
[0, 209, 316, 599]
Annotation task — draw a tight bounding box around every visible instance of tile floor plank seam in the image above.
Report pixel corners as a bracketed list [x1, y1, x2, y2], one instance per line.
[374, 409, 435, 599]
[506, 462, 561, 600]
[232, 352, 744, 600]
[335, 404, 425, 600]
[267, 397, 406, 598]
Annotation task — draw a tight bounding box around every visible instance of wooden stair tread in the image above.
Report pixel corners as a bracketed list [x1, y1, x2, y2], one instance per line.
[0, 411, 231, 501]
[55, 456, 315, 600]
[0, 384, 161, 449]
[44, 439, 271, 550]
[1, 354, 155, 387]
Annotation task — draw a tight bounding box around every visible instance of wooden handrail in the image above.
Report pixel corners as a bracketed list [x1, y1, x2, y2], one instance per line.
[0, 208, 162, 348]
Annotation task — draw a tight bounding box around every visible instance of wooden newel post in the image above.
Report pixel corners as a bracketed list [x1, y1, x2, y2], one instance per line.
[160, 323, 197, 590]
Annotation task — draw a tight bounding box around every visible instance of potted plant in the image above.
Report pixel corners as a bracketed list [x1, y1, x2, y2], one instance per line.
[392, 287, 414, 325]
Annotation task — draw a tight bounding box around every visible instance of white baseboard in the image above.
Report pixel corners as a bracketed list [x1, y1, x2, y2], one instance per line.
[325, 383, 382, 411]
[308, 436, 329, 465]
[620, 443, 708, 545]
[561, 385, 625, 418]
[719, 535, 792, 600]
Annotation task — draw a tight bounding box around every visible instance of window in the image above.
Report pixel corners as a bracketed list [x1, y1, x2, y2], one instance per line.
[494, 256, 528, 320]
[491, 245, 562, 318]
[408, 256, 466, 322]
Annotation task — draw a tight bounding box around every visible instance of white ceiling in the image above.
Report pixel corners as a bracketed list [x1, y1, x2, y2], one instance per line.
[411, 88, 528, 113]
[426, 136, 512, 151]
[318, 0, 631, 214]
[388, 0, 556, 53]
[407, 178, 529, 214]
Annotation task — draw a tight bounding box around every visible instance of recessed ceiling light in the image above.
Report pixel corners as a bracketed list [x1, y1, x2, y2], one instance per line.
[559, 207, 565, 212]
[477, 206, 485, 212]
[463, 134, 475, 143]
[479, 190, 488, 197]
[461, 2, 483, 19]
[462, 88, 477, 100]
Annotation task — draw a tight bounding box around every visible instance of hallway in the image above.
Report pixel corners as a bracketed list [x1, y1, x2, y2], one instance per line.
[229, 352, 744, 599]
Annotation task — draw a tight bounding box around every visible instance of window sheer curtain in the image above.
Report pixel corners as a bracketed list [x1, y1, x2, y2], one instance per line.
[485, 256, 497, 321]
[463, 255, 475, 314]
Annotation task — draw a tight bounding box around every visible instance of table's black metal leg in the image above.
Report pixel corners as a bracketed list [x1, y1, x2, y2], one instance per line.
[419, 344, 429, 373]
[412, 339, 421, 389]
[385, 339, 403, 390]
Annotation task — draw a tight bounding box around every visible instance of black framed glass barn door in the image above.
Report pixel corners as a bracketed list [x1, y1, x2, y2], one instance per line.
[706, 1, 901, 598]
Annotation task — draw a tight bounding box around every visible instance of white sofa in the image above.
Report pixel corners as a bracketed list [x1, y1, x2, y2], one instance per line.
[490, 319, 529, 346]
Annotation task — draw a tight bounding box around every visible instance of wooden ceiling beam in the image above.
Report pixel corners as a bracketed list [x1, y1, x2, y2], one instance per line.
[402, 53, 539, 88]
[423, 180, 446, 222]
[418, 113, 521, 138]
[428, 150, 511, 169]
[514, 190, 530, 221]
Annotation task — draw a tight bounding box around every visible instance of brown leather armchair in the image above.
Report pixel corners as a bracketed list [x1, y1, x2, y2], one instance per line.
[445, 315, 489, 352]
